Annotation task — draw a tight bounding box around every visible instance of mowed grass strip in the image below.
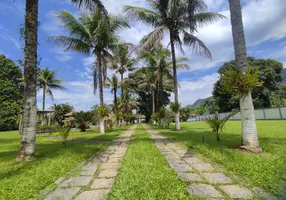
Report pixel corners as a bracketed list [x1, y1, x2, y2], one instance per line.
[153, 121, 286, 198]
[0, 127, 128, 199]
[108, 124, 190, 200]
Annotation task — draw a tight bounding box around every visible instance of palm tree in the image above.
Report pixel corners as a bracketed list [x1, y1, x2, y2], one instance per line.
[118, 94, 138, 124]
[124, 0, 224, 130]
[37, 67, 66, 110]
[110, 46, 137, 100]
[228, 0, 261, 152]
[47, 9, 129, 134]
[105, 74, 119, 126]
[74, 111, 94, 132]
[17, 0, 106, 161]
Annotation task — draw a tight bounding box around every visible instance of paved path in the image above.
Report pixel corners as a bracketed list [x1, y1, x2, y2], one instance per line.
[39, 125, 136, 200]
[143, 124, 264, 200]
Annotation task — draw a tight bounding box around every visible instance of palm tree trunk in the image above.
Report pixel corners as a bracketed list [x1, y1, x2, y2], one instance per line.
[114, 89, 118, 127]
[120, 73, 124, 100]
[42, 85, 45, 110]
[170, 32, 180, 131]
[152, 89, 155, 114]
[97, 55, 105, 134]
[229, 0, 261, 152]
[17, 0, 38, 161]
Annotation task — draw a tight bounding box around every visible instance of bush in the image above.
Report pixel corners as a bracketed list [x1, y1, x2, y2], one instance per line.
[36, 125, 57, 134]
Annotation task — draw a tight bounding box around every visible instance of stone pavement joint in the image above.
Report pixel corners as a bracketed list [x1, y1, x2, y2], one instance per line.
[40, 125, 136, 200]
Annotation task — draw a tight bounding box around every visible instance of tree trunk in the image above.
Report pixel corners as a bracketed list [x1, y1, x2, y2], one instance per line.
[42, 85, 45, 110]
[120, 73, 124, 100]
[97, 55, 105, 134]
[152, 89, 155, 115]
[229, 0, 261, 152]
[17, 0, 38, 161]
[114, 89, 118, 127]
[170, 31, 180, 131]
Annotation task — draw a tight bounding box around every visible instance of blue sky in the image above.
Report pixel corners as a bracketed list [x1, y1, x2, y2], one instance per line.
[0, 0, 285, 111]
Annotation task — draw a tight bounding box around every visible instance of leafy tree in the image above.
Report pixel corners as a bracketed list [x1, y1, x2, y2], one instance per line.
[58, 122, 72, 147]
[51, 103, 73, 126]
[228, 0, 261, 152]
[0, 55, 23, 131]
[47, 9, 129, 134]
[125, 0, 224, 130]
[37, 67, 66, 110]
[213, 57, 284, 111]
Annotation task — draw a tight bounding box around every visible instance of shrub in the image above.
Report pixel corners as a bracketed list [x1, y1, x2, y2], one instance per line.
[57, 123, 72, 147]
[36, 125, 57, 134]
[170, 102, 181, 113]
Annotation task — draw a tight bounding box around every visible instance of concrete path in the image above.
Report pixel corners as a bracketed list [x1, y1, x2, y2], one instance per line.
[38, 125, 136, 200]
[143, 124, 262, 200]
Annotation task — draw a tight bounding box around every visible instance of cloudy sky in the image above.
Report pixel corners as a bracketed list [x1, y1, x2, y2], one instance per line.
[0, 0, 285, 111]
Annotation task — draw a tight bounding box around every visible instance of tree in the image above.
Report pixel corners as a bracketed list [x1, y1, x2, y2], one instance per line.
[118, 94, 138, 124]
[228, 0, 261, 152]
[52, 103, 74, 126]
[125, 0, 224, 130]
[37, 67, 66, 110]
[74, 111, 94, 132]
[110, 46, 137, 100]
[47, 9, 129, 134]
[105, 74, 119, 126]
[0, 55, 23, 131]
[213, 57, 284, 111]
[16, 0, 107, 161]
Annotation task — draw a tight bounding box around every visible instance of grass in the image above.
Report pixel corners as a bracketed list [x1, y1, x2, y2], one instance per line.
[0, 126, 128, 199]
[153, 120, 286, 198]
[50, 125, 130, 141]
[108, 124, 191, 200]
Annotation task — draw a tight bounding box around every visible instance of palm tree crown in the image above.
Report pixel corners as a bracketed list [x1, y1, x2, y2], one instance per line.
[37, 67, 66, 110]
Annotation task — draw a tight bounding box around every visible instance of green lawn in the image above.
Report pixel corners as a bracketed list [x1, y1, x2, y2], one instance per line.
[153, 120, 286, 198]
[108, 124, 191, 200]
[0, 127, 128, 199]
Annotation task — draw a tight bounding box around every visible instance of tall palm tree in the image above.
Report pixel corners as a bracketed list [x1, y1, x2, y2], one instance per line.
[228, 0, 261, 152]
[16, 0, 106, 161]
[105, 74, 119, 126]
[110, 46, 137, 100]
[47, 9, 129, 134]
[124, 0, 224, 130]
[37, 67, 66, 110]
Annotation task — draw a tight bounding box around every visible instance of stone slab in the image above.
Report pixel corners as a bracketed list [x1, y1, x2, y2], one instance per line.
[100, 163, 120, 170]
[45, 187, 81, 200]
[188, 184, 222, 198]
[219, 185, 253, 199]
[108, 157, 121, 163]
[54, 176, 66, 185]
[98, 169, 118, 178]
[170, 163, 193, 172]
[178, 173, 203, 182]
[191, 163, 213, 171]
[60, 176, 93, 187]
[202, 173, 233, 184]
[80, 163, 98, 176]
[91, 178, 115, 189]
[184, 157, 202, 165]
[75, 189, 109, 200]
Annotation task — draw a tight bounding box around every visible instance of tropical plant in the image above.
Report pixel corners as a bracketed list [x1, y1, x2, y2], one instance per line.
[125, 0, 224, 130]
[52, 103, 74, 126]
[119, 94, 138, 123]
[228, 0, 261, 152]
[37, 67, 66, 110]
[205, 111, 238, 141]
[16, 0, 107, 161]
[0, 55, 23, 131]
[73, 111, 94, 132]
[47, 9, 129, 134]
[109, 45, 137, 100]
[58, 122, 72, 147]
[105, 74, 119, 126]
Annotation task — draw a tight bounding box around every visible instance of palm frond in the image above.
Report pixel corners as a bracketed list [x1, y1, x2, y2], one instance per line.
[183, 31, 212, 59]
[124, 6, 159, 27]
[138, 26, 166, 52]
[194, 12, 226, 28]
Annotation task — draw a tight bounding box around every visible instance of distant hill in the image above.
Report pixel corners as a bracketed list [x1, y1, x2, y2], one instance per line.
[282, 68, 286, 83]
[186, 98, 207, 107]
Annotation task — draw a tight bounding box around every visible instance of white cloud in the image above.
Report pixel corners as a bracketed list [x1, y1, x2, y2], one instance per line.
[50, 47, 73, 62]
[178, 73, 219, 106]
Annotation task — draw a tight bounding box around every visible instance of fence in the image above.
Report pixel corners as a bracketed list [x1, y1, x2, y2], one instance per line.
[195, 107, 286, 121]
